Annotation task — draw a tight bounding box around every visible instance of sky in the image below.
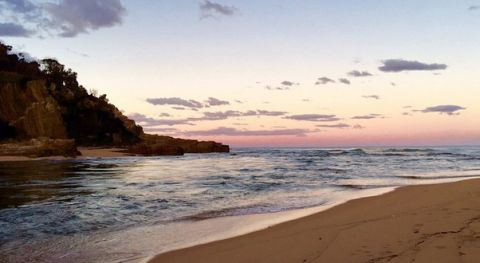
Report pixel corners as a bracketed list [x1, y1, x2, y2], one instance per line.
[1, 0, 480, 147]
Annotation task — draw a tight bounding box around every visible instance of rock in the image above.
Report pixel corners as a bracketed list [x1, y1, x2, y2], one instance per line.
[0, 41, 230, 157]
[127, 143, 184, 156]
[0, 80, 67, 139]
[0, 138, 80, 158]
[12, 97, 67, 139]
[140, 134, 230, 154]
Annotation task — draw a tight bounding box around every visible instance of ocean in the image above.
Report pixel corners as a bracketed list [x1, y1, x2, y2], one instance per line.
[1, 146, 480, 262]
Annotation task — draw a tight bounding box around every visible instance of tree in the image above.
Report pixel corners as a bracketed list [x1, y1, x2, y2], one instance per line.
[99, 94, 109, 103]
[89, 89, 99, 97]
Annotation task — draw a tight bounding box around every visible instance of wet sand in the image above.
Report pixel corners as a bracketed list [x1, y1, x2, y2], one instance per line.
[77, 147, 129, 157]
[149, 178, 480, 263]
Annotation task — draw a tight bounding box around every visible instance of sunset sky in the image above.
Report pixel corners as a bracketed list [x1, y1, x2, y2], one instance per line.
[2, 0, 479, 147]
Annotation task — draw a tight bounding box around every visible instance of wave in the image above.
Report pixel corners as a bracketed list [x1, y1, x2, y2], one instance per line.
[384, 148, 435, 153]
[425, 152, 471, 158]
[239, 147, 480, 160]
[183, 202, 326, 221]
[329, 148, 368, 156]
[371, 148, 479, 159]
[317, 168, 349, 173]
[395, 174, 480, 180]
[337, 184, 397, 190]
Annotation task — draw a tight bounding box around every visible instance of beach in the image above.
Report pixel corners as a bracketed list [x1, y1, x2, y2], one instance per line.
[1, 147, 479, 262]
[0, 147, 129, 162]
[2, 4, 479, 262]
[149, 178, 480, 263]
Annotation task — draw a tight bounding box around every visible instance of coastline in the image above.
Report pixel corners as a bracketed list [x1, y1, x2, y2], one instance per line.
[0, 144, 229, 162]
[0, 147, 129, 162]
[149, 178, 480, 263]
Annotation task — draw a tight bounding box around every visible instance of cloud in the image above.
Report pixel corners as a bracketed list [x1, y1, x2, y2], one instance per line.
[281, 80, 295, 86]
[316, 123, 350, 129]
[419, 105, 466, 115]
[143, 127, 179, 133]
[44, 0, 126, 37]
[172, 106, 188, 111]
[353, 124, 365, 129]
[128, 113, 194, 126]
[5, 46, 38, 62]
[129, 108, 287, 127]
[256, 110, 286, 116]
[149, 97, 230, 108]
[379, 59, 447, 72]
[0, 22, 32, 37]
[1, 0, 36, 12]
[146, 97, 204, 109]
[200, 0, 238, 19]
[469, 6, 480, 11]
[195, 110, 287, 121]
[205, 97, 230, 106]
[315, 77, 335, 85]
[265, 83, 292, 91]
[0, 0, 126, 38]
[67, 48, 89, 58]
[183, 127, 310, 137]
[348, 70, 372, 77]
[285, 114, 340, 122]
[362, 95, 380, 100]
[338, 78, 351, 85]
[351, 114, 384, 120]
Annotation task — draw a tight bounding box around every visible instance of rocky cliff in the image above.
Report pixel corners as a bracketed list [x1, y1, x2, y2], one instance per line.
[0, 42, 229, 157]
[0, 77, 68, 140]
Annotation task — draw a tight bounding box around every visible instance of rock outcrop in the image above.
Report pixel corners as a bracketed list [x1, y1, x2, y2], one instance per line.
[0, 138, 79, 158]
[128, 134, 230, 156]
[0, 42, 229, 157]
[0, 78, 67, 139]
[142, 134, 230, 153]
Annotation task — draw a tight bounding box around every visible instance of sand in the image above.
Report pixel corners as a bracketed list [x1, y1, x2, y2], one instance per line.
[0, 147, 129, 162]
[77, 147, 129, 158]
[149, 178, 480, 263]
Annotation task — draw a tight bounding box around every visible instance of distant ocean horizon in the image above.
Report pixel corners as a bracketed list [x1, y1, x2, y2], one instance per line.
[1, 146, 480, 262]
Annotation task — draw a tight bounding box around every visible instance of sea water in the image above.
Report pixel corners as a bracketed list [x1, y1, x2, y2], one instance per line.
[1, 147, 479, 262]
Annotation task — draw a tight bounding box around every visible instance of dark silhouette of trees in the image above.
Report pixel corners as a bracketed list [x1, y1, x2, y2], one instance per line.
[0, 42, 42, 80]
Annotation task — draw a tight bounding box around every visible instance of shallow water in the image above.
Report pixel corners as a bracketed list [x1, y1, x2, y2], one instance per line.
[1, 146, 480, 262]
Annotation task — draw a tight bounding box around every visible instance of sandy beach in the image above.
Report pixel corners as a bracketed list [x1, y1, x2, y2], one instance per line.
[149, 178, 480, 263]
[0, 147, 129, 162]
[77, 147, 129, 157]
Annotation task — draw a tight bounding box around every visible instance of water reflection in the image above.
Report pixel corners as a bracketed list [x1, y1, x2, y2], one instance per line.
[0, 161, 95, 209]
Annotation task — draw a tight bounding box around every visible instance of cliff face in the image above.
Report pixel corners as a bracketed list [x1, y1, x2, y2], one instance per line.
[0, 42, 229, 157]
[0, 77, 67, 140]
[0, 72, 142, 146]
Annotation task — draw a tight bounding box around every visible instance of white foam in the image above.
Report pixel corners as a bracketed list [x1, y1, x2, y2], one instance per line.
[30, 187, 394, 263]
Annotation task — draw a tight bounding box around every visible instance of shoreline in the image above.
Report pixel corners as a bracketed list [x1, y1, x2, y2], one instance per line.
[148, 178, 480, 263]
[0, 147, 130, 162]
[0, 146, 230, 162]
